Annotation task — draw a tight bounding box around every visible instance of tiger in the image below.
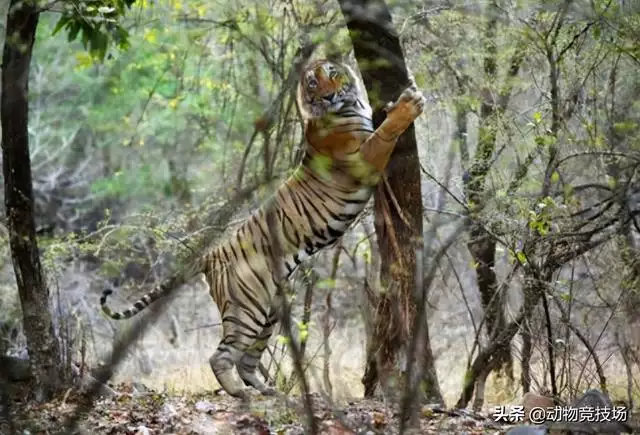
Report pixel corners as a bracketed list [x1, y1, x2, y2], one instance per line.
[100, 59, 426, 399]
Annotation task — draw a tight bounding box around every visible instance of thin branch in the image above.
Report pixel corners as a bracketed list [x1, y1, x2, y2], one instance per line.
[265, 210, 317, 434]
[550, 295, 608, 393]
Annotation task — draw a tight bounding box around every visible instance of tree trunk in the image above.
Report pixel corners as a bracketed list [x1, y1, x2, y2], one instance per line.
[520, 318, 532, 393]
[460, 1, 525, 407]
[338, 0, 440, 403]
[1, 0, 64, 401]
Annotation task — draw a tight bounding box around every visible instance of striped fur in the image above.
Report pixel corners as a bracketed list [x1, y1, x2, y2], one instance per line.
[100, 60, 425, 399]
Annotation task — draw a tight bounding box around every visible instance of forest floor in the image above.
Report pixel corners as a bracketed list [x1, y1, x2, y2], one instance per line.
[6, 381, 518, 434]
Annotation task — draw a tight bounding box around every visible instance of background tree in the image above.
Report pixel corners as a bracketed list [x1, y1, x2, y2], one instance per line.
[1, 0, 134, 401]
[459, 1, 524, 409]
[1, 0, 60, 401]
[338, 0, 442, 408]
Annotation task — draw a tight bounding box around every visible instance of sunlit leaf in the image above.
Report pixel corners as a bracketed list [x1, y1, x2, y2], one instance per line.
[97, 6, 116, 13]
[74, 51, 94, 70]
[533, 111, 542, 123]
[144, 29, 158, 44]
[516, 251, 527, 265]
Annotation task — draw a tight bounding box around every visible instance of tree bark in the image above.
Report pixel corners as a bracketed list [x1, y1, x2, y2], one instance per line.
[337, 0, 440, 403]
[1, 0, 64, 401]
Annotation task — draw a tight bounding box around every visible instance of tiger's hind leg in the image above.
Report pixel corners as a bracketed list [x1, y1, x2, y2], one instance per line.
[236, 325, 277, 396]
[209, 318, 277, 399]
[235, 310, 307, 396]
[209, 341, 251, 399]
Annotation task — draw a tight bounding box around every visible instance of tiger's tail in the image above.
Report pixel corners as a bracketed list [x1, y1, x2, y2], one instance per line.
[100, 285, 167, 320]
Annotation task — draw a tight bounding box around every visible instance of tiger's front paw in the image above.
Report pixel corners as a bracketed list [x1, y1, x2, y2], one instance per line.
[384, 81, 426, 127]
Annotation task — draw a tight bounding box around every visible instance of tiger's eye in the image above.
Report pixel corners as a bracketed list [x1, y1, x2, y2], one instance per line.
[307, 78, 318, 89]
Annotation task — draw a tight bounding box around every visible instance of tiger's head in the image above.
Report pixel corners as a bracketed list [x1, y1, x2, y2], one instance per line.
[296, 60, 365, 119]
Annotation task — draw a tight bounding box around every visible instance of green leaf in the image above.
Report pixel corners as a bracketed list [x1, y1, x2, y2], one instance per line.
[74, 51, 94, 70]
[52, 16, 70, 35]
[613, 121, 637, 134]
[144, 28, 158, 44]
[414, 72, 427, 88]
[90, 30, 109, 60]
[317, 278, 336, 289]
[533, 111, 542, 124]
[67, 22, 81, 42]
[298, 329, 308, 343]
[276, 335, 290, 345]
[98, 6, 116, 13]
[563, 184, 574, 200]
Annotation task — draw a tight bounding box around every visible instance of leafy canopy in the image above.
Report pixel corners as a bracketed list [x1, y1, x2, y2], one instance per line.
[52, 0, 137, 60]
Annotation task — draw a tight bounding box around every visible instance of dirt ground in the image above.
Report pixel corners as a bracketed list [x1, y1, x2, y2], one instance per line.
[6, 381, 518, 435]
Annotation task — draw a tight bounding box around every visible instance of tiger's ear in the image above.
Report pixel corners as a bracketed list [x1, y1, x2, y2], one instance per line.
[326, 52, 360, 80]
[325, 37, 352, 64]
[325, 52, 345, 65]
[327, 50, 356, 68]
